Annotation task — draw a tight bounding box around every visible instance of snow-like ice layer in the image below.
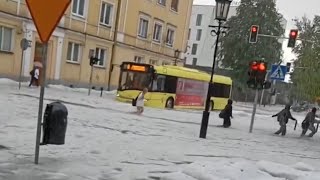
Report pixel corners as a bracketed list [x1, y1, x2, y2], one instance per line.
[1, 78, 320, 180]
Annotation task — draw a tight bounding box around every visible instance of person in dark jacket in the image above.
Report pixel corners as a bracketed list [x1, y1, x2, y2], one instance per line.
[301, 107, 320, 137]
[272, 105, 297, 136]
[221, 99, 233, 128]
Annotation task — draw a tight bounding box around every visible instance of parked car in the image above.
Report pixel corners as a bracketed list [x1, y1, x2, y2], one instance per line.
[291, 101, 317, 112]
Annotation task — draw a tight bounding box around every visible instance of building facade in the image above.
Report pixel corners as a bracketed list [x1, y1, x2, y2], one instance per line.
[184, 5, 237, 68]
[109, 0, 193, 89]
[0, 0, 193, 90]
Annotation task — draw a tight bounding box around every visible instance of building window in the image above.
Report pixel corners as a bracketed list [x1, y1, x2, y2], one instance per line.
[191, 44, 198, 55]
[138, 17, 149, 38]
[134, 56, 144, 63]
[0, 26, 13, 52]
[72, 0, 85, 17]
[192, 58, 197, 66]
[153, 22, 163, 42]
[196, 29, 202, 41]
[158, 0, 166, 6]
[171, 0, 179, 12]
[67, 42, 81, 62]
[188, 28, 191, 40]
[95, 48, 106, 67]
[150, 59, 158, 65]
[100, 2, 113, 26]
[166, 28, 175, 47]
[196, 14, 203, 26]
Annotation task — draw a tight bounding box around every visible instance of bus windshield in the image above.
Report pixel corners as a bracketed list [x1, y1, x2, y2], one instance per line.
[119, 71, 153, 91]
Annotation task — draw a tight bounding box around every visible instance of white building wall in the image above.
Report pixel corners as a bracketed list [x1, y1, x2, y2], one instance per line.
[185, 5, 237, 67]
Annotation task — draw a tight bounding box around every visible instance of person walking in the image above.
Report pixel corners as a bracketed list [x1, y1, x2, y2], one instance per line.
[301, 107, 320, 137]
[135, 88, 148, 115]
[28, 66, 40, 87]
[219, 99, 233, 128]
[272, 105, 297, 136]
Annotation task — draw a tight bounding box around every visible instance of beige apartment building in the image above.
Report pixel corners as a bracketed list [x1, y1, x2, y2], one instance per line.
[0, 0, 193, 89]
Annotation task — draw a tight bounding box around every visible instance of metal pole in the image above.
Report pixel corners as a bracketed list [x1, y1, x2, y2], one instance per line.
[88, 66, 93, 96]
[249, 89, 259, 133]
[200, 21, 221, 139]
[19, 50, 25, 90]
[259, 71, 270, 106]
[107, 0, 122, 91]
[257, 34, 314, 43]
[35, 43, 48, 164]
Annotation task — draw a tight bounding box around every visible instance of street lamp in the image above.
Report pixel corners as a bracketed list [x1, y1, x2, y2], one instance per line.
[174, 49, 180, 66]
[215, 0, 232, 21]
[199, 0, 232, 139]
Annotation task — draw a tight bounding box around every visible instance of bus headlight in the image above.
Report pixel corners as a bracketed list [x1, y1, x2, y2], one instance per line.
[116, 93, 120, 97]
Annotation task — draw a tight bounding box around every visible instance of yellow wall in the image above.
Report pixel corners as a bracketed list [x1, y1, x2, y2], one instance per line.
[0, 0, 192, 89]
[0, 16, 23, 76]
[60, 32, 114, 87]
[109, 0, 193, 88]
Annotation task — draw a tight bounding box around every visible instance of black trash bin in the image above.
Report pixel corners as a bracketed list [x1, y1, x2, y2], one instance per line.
[41, 102, 68, 145]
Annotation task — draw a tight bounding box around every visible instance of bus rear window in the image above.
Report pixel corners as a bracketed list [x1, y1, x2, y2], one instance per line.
[211, 83, 231, 98]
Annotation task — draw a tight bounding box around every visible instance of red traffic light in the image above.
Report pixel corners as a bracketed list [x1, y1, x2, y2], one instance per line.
[289, 30, 298, 38]
[249, 25, 259, 43]
[250, 61, 267, 71]
[252, 26, 257, 33]
[288, 30, 298, 47]
[251, 61, 258, 70]
[258, 63, 266, 71]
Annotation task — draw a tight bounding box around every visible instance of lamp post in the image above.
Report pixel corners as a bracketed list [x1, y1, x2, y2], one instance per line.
[174, 49, 180, 66]
[199, 0, 232, 139]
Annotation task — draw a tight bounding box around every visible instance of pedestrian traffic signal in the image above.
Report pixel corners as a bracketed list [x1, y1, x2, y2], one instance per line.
[256, 62, 267, 89]
[247, 61, 258, 88]
[247, 61, 269, 90]
[287, 29, 298, 48]
[249, 25, 259, 43]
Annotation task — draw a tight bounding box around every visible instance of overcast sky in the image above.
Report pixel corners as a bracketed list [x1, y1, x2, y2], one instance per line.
[193, 0, 320, 61]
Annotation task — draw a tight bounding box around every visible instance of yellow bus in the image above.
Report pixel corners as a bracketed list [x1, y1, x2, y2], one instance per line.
[116, 62, 232, 110]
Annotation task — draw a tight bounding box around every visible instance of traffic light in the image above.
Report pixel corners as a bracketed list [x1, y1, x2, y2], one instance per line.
[249, 25, 259, 43]
[255, 62, 267, 89]
[287, 29, 298, 48]
[90, 56, 99, 66]
[247, 61, 269, 90]
[247, 61, 258, 88]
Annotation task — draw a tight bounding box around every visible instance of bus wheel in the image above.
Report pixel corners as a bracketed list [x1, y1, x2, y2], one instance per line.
[165, 98, 174, 109]
[209, 100, 214, 111]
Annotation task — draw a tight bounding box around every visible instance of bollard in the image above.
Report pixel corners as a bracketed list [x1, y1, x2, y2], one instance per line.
[100, 87, 103, 97]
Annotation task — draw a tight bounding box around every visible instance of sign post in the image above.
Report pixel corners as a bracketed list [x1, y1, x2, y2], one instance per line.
[25, 0, 71, 164]
[259, 70, 270, 106]
[88, 66, 94, 96]
[35, 43, 48, 164]
[19, 38, 31, 89]
[249, 89, 259, 133]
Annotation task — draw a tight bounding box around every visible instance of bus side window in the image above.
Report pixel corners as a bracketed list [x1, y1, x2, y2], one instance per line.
[164, 76, 177, 93]
[153, 75, 165, 92]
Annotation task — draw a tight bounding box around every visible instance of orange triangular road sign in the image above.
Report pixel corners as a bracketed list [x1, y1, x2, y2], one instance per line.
[26, 0, 71, 43]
